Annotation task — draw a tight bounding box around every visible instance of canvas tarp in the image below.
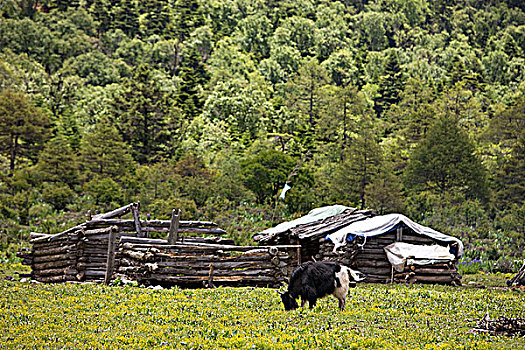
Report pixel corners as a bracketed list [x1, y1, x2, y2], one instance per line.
[383, 242, 456, 272]
[326, 213, 464, 257]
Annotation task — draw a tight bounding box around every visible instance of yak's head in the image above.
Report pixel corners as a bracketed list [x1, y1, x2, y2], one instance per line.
[279, 291, 299, 311]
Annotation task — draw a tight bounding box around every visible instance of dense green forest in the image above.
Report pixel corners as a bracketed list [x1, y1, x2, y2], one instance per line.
[0, 0, 523, 270]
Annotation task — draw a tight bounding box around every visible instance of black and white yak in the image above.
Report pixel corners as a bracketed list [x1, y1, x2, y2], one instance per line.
[280, 261, 365, 311]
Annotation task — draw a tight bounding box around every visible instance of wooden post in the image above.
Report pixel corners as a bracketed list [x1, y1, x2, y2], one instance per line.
[297, 246, 301, 265]
[104, 226, 117, 285]
[87, 210, 92, 221]
[396, 226, 403, 242]
[167, 209, 181, 244]
[132, 203, 143, 238]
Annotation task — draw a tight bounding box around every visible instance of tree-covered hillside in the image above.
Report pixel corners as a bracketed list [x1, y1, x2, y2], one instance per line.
[0, 0, 523, 269]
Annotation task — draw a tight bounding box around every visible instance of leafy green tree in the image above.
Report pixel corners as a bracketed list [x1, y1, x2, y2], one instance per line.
[111, 64, 183, 163]
[0, 90, 51, 170]
[405, 115, 489, 201]
[236, 14, 273, 59]
[241, 149, 295, 205]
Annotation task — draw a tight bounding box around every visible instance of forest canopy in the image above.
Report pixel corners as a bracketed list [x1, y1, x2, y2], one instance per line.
[0, 0, 523, 269]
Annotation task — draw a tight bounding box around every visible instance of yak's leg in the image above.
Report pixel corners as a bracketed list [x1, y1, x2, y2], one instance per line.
[338, 297, 346, 311]
[301, 299, 307, 308]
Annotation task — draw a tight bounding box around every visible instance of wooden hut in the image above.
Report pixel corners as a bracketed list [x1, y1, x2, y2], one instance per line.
[254, 206, 463, 285]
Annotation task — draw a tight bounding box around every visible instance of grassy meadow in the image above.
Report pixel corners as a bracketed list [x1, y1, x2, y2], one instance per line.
[1, 264, 524, 350]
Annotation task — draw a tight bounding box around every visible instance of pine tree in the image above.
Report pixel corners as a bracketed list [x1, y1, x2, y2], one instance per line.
[37, 136, 79, 187]
[374, 51, 405, 117]
[405, 115, 489, 201]
[111, 64, 183, 163]
[174, 0, 205, 42]
[79, 117, 135, 180]
[113, 0, 139, 37]
[176, 47, 208, 121]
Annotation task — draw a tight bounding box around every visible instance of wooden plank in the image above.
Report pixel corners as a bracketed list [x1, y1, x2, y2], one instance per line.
[168, 209, 181, 244]
[132, 204, 143, 238]
[104, 226, 117, 284]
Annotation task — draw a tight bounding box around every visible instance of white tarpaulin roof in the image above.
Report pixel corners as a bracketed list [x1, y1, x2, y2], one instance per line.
[258, 205, 353, 236]
[384, 242, 456, 272]
[326, 213, 464, 257]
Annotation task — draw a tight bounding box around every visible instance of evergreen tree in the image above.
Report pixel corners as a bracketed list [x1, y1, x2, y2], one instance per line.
[405, 115, 489, 201]
[495, 130, 524, 209]
[176, 47, 208, 121]
[113, 0, 139, 37]
[79, 117, 135, 180]
[174, 0, 205, 42]
[111, 64, 183, 163]
[333, 123, 383, 209]
[138, 0, 171, 38]
[374, 51, 405, 118]
[37, 136, 79, 187]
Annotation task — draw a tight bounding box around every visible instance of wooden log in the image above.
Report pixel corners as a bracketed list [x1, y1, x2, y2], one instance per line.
[33, 259, 76, 270]
[132, 204, 143, 238]
[355, 259, 391, 268]
[119, 239, 300, 252]
[36, 275, 77, 283]
[92, 203, 135, 220]
[33, 266, 78, 277]
[168, 209, 181, 244]
[105, 227, 117, 284]
[150, 267, 277, 276]
[355, 252, 387, 260]
[32, 244, 77, 256]
[155, 260, 276, 270]
[31, 227, 85, 243]
[355, 266, 392, 275]
[33, 253, 76, 263]
[410, 267, 458, 275]
[145, 274, 276, 283]
[408, 275, 457, 284]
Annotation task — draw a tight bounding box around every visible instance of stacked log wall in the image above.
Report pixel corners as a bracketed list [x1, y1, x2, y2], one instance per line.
[316, 229, 461, 285]
[116, 238, 300, 287]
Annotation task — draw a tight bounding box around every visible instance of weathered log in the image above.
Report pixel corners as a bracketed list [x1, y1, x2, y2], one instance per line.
[105, 226, 118, 284]
[36, 275, 77, 283]
[33, 253, 76, 263]
[145, 274, 277, 283]
[33, 266, 78, 277]
[33, 259, 76, 270]
[148, 267, 277, 276]
[32, 244, 77, 257]
[154, 260, 276, 270]
[355, 259, 391, 268]
[408, 275, 458, 284]
[132, 204, 143, 238]
[168, 209, 181, 244]
[92, 203, 135, 220]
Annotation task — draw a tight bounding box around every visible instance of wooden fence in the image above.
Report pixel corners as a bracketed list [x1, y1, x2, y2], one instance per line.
[19, 203, 300, 287]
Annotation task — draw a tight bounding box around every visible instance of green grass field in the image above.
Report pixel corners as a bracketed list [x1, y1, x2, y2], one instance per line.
[1, 264, 524, 349]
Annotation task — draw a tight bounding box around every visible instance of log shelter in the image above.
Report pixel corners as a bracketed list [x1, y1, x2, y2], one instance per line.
[254, 206, 464, 285]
